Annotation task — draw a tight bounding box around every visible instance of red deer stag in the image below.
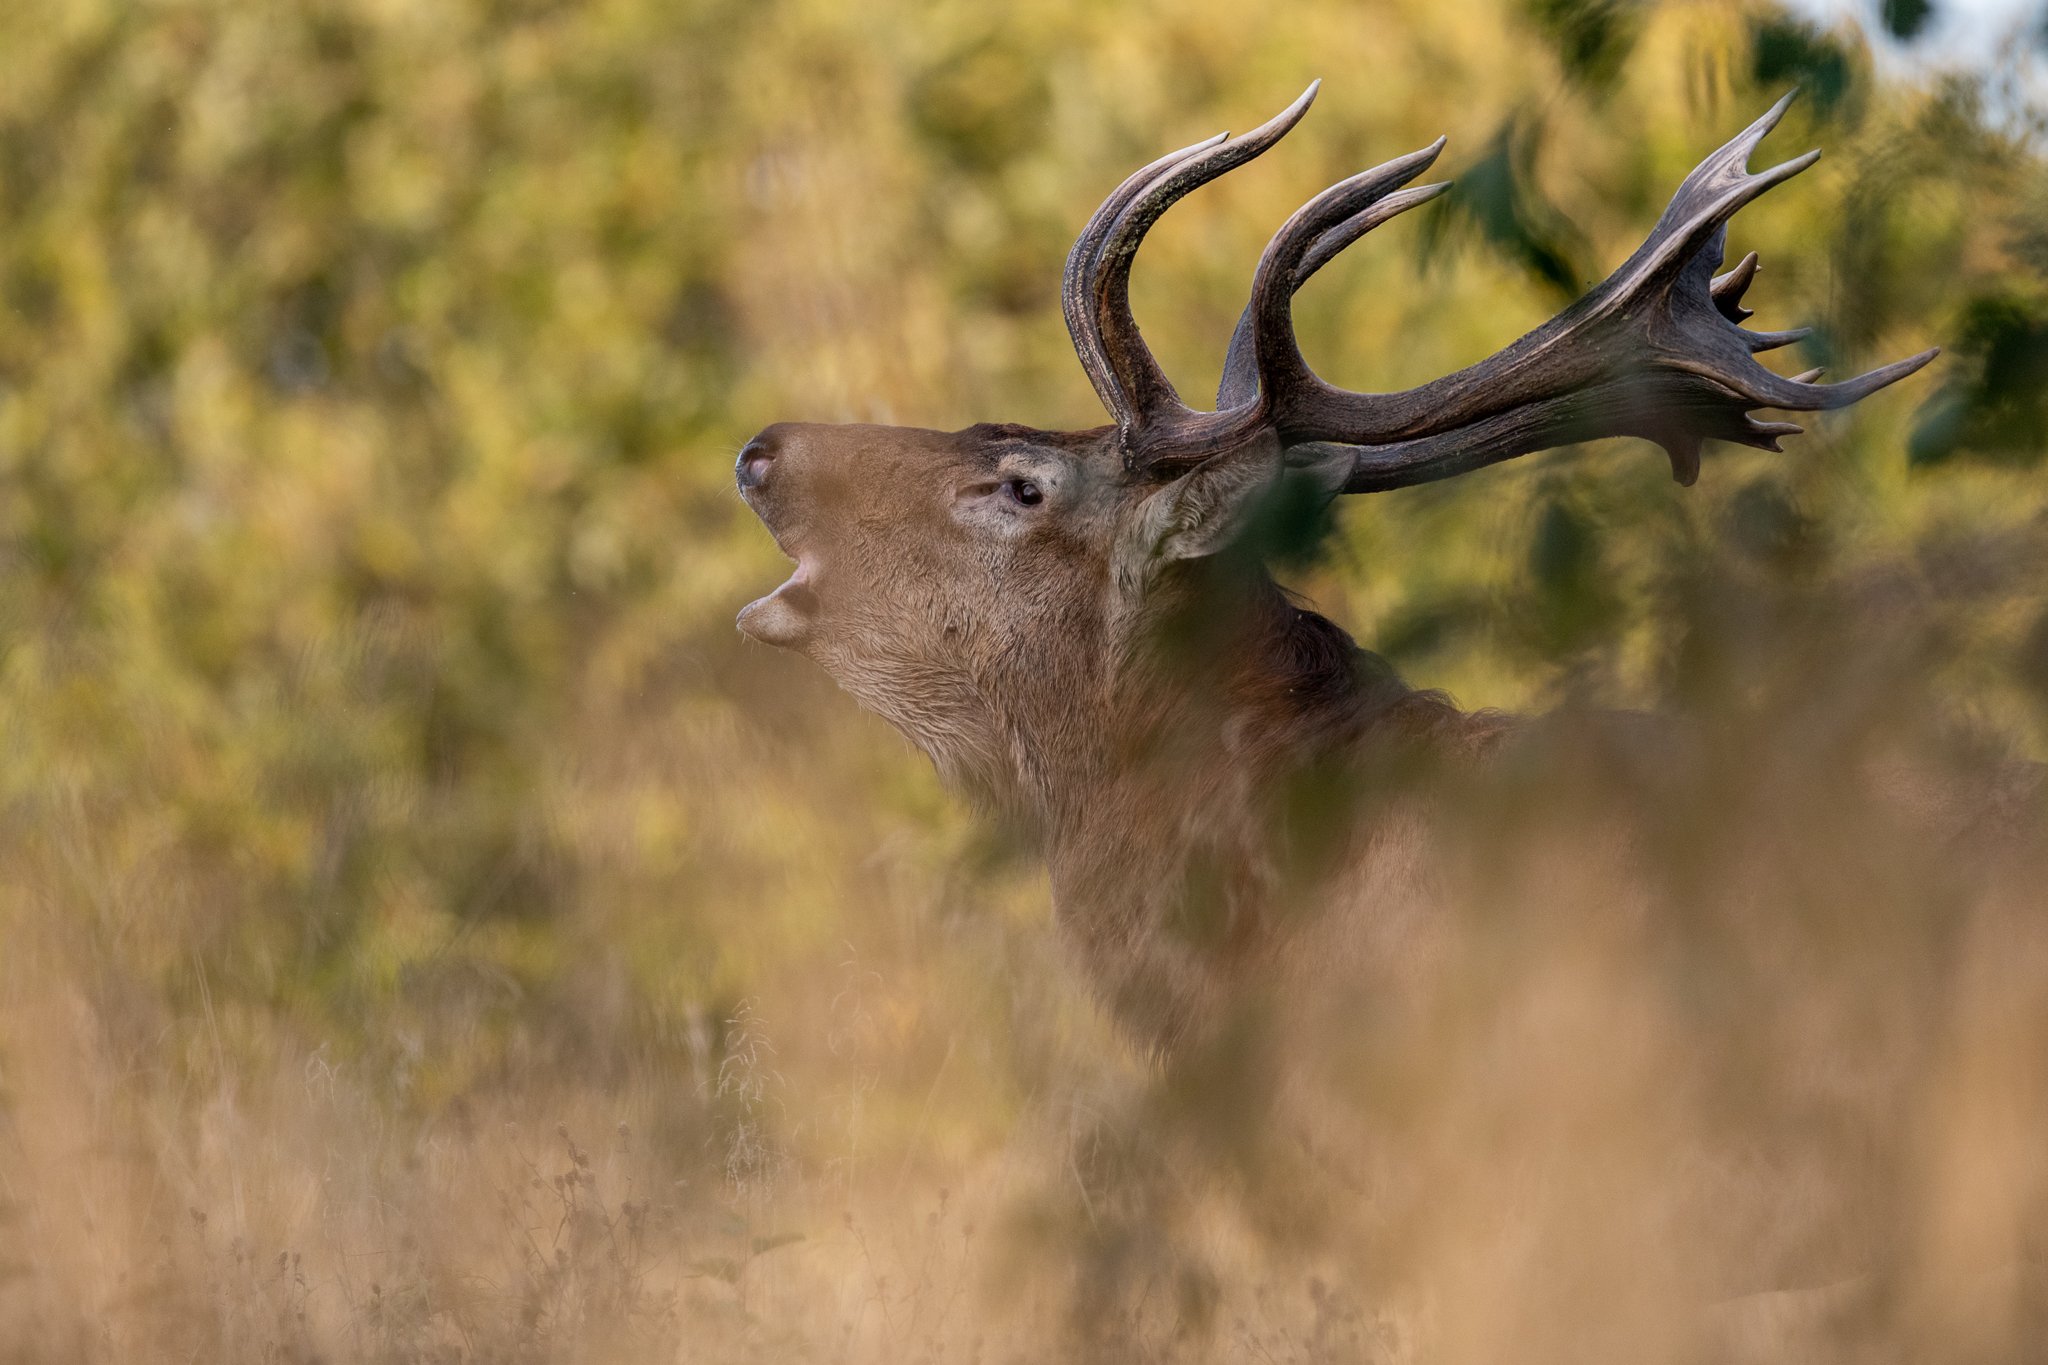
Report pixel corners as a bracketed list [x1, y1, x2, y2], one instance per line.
[734, 85, 1936, 1057]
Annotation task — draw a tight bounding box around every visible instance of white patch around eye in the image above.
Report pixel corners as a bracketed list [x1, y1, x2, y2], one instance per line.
[950, 483, 1026, 537]
[952, 462, 1060, 535]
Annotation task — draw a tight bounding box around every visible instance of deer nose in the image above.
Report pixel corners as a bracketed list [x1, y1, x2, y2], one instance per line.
[736, 436, 776, 491]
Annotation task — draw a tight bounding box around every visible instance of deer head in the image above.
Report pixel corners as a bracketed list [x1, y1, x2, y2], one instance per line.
[736, 85, 1935, 818]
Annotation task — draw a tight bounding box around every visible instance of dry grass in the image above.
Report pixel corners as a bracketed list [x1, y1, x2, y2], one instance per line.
[6, 559, 2048, 1365]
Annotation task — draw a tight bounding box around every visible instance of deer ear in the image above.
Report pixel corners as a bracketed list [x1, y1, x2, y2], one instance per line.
[1137, 441, 1351, 563]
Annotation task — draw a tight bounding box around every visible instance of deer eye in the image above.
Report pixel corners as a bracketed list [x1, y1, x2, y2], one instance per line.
[1006, 478, 1044, 507]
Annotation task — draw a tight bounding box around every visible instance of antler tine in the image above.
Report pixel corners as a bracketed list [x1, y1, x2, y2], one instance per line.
[1679, 90, 1800, 201]
[1235, 143, 1450, 415]
[1063, 132, 1231, 421]
[1079, 81, 1323, 438]
[1746, 325, 1812, 352]
[1213, 147, 1449, 411]
[1712, 251, 1760, 322]
[1299, 174, 1450, 279]
[1611, 108, 1823, 324]
[1733, 346, 1940, 411]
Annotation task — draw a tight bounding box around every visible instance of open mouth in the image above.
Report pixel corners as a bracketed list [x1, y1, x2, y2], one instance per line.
[737, 543, 819, 648]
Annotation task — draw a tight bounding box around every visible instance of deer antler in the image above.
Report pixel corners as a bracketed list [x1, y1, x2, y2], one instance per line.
[1061, 82, 1321, 439]
[1064, 87, 1937, 487]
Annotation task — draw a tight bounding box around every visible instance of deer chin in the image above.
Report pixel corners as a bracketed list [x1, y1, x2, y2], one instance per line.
[737, 556, 819, 649]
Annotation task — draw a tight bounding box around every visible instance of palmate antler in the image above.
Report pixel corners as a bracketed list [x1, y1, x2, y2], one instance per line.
[1064, 84, 1937, 489]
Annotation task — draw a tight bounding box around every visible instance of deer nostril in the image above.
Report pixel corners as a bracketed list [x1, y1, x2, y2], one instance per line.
[736, 439, 776, 491]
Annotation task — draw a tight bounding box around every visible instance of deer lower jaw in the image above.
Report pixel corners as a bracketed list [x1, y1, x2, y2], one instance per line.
[737, 557, 818, 648]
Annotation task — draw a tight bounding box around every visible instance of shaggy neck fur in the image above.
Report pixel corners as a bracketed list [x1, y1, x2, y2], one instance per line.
[956, 558, 1489, 1052]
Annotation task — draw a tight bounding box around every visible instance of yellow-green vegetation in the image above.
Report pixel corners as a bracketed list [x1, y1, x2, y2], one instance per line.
[1, 0, 2045, 1360]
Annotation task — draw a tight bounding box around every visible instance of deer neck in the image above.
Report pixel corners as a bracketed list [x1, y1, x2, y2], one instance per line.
[1010, 577, 1437, 1050]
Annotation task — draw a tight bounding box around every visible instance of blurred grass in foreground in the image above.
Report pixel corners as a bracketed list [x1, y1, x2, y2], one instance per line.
[0, 0, 2045, 1359]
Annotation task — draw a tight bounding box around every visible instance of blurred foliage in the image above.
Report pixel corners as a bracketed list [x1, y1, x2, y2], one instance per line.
[1877, 0, 1938, 43]
[0, 0, 2042, 1357]
[1910, 292, 2048, 466]
[1521, 0, 1647, 90]
[1422, 114, 1594, 301]
[1749, 12, 1864, 119]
